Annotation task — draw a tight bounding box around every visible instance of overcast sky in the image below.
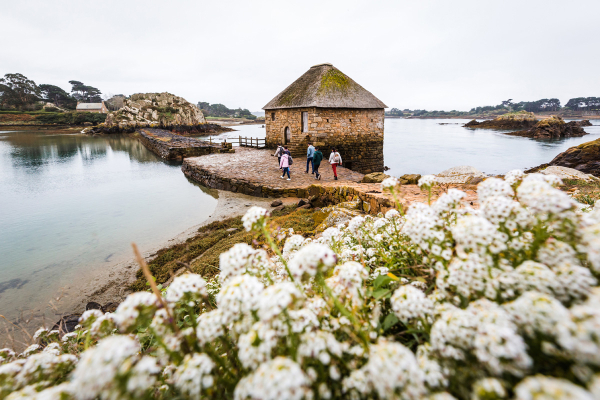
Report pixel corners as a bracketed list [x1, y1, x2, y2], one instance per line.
[1, 0, 598, 111]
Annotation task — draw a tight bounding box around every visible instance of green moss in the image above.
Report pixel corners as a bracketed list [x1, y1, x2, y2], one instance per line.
[318, 69, 350, 94]
[129, 206, 323, 290]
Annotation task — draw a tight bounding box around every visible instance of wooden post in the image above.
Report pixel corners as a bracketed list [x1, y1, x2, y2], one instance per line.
[239, 135, 242, 147]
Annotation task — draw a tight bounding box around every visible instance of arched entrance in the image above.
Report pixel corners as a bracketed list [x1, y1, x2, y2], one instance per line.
[284, 126, 291, 144]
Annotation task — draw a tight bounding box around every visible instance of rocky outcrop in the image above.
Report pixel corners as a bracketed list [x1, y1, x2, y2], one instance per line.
[400, 174, 421, 185]
[361, 172, 390, 183]
[105, 92, 205, 129]
[507, 116, 588, 139]
[538, 166, 598, 182]
[464, 112, 537, 130]
[544, 139, 600, 177]
[435, 166, 487, 184]
[579, 120, 593, 127]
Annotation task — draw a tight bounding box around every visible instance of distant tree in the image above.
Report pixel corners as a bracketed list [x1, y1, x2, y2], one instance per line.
[69, 80, 102, 103]
[0, 73, 41, 110]
[386, 108, 404, 116]
[39, 84, 77, 109]
[564, 97, 600, 111]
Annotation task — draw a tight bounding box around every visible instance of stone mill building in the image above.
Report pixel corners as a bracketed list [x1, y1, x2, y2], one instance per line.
[263, 63, 387, 174]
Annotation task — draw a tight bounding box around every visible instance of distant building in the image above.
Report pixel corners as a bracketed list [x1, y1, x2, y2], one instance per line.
[76, 101, 108, 114]
[263, 63, 386, 174]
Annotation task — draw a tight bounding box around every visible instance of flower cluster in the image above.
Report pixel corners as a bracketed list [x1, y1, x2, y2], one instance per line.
[3, 171, 600, 400]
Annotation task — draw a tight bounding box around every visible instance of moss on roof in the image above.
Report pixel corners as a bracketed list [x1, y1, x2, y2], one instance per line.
[263, 64, 386, 110]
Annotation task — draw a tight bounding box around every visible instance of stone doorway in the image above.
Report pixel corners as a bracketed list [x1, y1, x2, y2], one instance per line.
[284, 126, 291, 144]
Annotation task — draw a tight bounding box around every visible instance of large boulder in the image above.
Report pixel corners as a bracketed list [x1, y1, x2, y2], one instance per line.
[546, 138, 600, 177]
[399, 174, 421, 185]
[104, 92, 206, 129]
[539, 166, 598, 182]
[435, 166, 487, 184]
[361, 172, 390, 183]
[508, 116, 588, 139]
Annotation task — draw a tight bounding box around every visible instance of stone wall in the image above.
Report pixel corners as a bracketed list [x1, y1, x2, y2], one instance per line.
[264, 107, 384, 174]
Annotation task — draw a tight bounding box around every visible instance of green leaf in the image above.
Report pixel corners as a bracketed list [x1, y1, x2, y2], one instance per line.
[383, 313, 399, 330]
[373, 275, 393, 290]
[372, 288, 390, 300]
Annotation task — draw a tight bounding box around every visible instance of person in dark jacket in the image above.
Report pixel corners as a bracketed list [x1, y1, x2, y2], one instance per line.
[312, 146, 324, 180]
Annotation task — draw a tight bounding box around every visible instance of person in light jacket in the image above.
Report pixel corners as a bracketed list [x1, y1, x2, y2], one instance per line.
[273, 145, 283, 169]
[306, 142, 315, 174]
[280, 152, 291, 180]
[328, 148, 342, 180]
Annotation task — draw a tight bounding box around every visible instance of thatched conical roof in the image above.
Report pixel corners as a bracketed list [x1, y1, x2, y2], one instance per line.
[263, 63, 387, 110]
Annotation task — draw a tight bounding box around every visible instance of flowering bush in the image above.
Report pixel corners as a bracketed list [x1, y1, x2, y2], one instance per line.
[2, 171, 600, 399]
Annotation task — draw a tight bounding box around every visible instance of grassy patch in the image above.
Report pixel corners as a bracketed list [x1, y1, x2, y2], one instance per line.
[561, 179, 600, 206]
[129, 205, 326, 291]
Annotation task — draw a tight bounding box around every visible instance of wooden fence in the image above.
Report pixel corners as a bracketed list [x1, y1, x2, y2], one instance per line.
[206, 136, 266, 149]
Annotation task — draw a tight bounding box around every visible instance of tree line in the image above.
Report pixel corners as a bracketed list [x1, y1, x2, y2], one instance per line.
[0, 73, 106, 111]
[197, 102, 257, 119]
[387, 97, 600, 117]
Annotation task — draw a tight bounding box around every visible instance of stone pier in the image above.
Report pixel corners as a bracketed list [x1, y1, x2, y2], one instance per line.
[181, 147, 479, 214]
[138, 128, 227, 161]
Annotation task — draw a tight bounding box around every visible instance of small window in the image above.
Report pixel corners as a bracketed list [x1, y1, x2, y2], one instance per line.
[326, 119, 329, 123]
[371, 119, 373, 122]
[301, 111, 308, 133]
[271, 112, 275, 121]
[349, 119, 352, 122]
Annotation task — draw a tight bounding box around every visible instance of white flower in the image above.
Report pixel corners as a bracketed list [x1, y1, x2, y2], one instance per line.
[257, 282, 303, 321]
[242, 206, 270, 231]
[165, 273, 207, 304]
[282, 235, 306, 258]
[297, 330, 343, 365]
[391, 285, 434, 324]
[431, 299, 532, 376]
[418, 175, 437, 189]
[417, 344, 448, 391]
[234, 357, 311, 400]
[126, 356, 161, 395]
[71, 336, 140, 399]
[505, 169, 525, 186]
[216, 275, 264, 324]
[196, 309, 226, 345]
[343, 339, 425, 399]
[381, 176, 399, 190]
[113, 292, 160, 332]
[288, 243, 337, 281]
[219, 243, 272, 283]
[238, 322, 280, 369]
[325, 261, 368, 307]
[517, 179, 575, 216]
[514, 375, 594, 400]
[173, 353, 215, 398]
[477, 178, 514, 202]
[472, 378, 507, 400]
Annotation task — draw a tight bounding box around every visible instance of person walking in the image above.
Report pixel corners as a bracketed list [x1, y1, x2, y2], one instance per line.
[329, 147, 342, 180]
[306, 142, 315, 174]
[273, 145, 283, 169]
[280, 151, 291, 180]
[312, 145, 323, 180]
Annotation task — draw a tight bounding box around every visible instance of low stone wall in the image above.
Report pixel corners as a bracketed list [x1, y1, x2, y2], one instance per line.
[138, 128, 225, 161]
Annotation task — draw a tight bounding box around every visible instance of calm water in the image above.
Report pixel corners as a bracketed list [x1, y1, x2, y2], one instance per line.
[0, 131, 217, 321]
[215, 119, 600, 175]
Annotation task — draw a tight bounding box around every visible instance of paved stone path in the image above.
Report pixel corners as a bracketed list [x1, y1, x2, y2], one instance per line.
[186, 147, 364, 187]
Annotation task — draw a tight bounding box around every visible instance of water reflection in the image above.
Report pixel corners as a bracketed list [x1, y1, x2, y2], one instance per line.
[0, 130, 218, 322]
